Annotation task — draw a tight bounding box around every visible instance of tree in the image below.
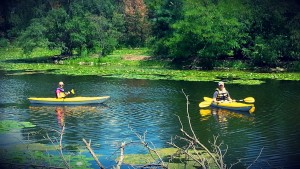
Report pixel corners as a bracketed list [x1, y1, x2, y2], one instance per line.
[243, 0, 300, 66]
[123, 0, 150, 47]
[146, 0, 183, 57]
[15, 0, 125, 57]
[165, 0, 247, 69]
[17, 19, 49, 55]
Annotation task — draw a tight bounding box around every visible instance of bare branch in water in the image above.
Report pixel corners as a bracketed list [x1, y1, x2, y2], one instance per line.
[246, 147, 264, 169]
[46, 125, 70, 169]
[82, 138, 105, 169]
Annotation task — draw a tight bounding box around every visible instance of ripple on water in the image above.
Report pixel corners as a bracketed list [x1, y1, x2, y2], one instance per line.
[1, 75, 300, 168]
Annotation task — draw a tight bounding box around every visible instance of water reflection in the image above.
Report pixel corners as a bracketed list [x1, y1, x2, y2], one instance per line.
[199, 108, 254, 124]
[55, 107, 65, 127]
[29, 105, 108, 128]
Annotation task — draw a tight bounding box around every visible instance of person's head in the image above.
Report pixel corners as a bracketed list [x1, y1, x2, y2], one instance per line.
[218, 81, 224, 88]
[58, 81, 64, 88]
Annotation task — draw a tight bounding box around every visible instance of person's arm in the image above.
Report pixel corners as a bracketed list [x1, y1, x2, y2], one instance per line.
[227, 92, 234, 102]
[213, 91, 218, 102]
[56, 89, 69, 98]
[64, 91, 70, 96]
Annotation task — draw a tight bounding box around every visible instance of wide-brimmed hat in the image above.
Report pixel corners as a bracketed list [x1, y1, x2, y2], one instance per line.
[218, 81, 224, 86]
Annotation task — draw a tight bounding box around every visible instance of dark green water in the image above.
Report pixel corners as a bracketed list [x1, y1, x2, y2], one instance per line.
[0, 73, 299, 168]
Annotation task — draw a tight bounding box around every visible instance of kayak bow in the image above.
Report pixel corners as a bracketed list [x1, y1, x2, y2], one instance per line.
[28, 96, 110, 105]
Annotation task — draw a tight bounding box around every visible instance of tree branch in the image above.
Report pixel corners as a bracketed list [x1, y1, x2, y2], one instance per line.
[82, 138, 105, 169]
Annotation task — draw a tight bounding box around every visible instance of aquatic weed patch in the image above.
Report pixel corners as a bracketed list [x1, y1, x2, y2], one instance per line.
[0, 146, 93, 169]
[119, 147, 217, 168]
[0, 120, 36, 133]
[1, 48, 299, 82]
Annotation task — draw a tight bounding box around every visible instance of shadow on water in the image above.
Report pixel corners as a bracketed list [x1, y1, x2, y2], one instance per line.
[3, 55, 69, 64]
[3, 56, 53, 63]
[5, 69, 60, 75]
[2, 55, 67, 75]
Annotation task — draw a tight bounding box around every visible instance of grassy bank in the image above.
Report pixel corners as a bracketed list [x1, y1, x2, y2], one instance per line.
[0, 47, 299, 84]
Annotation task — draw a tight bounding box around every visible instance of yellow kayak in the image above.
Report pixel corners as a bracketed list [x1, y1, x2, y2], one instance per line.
[199, 97, 255, 113]
[28, 96, 110, 105]
[210, 101, 255, 113]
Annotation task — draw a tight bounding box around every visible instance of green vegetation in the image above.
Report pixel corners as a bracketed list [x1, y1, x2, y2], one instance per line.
[1, 1, 299, 166]
[0, 120, 93, 168]
[0, 120, 36, 133]
[0, 120, 220, 168]
[1, 143, 217, 169]
[0, 0, 299, 70]
[120, 148, 217, 168]
[1, 144, 93, 169]
[0, 48, 299, 83]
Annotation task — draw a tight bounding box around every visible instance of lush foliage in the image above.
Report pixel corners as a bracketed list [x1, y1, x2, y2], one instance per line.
[0, 0, 299, 69]
[147, 0, 300, 69]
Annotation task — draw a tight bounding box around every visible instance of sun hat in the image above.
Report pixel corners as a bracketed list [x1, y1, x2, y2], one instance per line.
[218, 81, 224, 86]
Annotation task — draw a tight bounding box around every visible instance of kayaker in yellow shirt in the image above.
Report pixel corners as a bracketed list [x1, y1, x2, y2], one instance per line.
[212, 81, 234, 103]
[56, 81, 70, 98]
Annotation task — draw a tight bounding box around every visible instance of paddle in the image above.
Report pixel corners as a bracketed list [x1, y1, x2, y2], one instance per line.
[203, 97, 213, 102]
[203, 96, 255, 103]
[236, 97, 255, 103]
[199, 101, 212, 108]
[60, 89, 75, 98]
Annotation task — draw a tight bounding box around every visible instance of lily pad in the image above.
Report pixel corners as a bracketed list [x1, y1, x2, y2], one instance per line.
[13, 143, 57, 151]
[230, 79, 265, 85]
[0, 120, 36, 133]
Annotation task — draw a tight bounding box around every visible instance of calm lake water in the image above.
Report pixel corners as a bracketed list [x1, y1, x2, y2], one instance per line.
[0, 73, 300, 168]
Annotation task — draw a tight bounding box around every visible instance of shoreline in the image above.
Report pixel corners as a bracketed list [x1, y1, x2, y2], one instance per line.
[0, 48, 299, 84]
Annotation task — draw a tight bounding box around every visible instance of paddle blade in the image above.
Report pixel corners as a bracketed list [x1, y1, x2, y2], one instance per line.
[203, 97, 213, 102]
[243, 97, 255, 103]
[199, 101, 211, 108]
[71, 89, 75, 94]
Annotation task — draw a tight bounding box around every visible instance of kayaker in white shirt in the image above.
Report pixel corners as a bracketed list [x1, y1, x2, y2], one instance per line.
[213, 81, 234, 103]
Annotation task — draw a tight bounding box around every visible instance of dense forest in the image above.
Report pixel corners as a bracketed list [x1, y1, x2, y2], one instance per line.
[0, 0, 299, 70]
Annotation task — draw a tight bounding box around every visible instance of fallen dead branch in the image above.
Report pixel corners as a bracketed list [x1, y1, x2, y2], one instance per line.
[165, 90, 230, 169]
[46, 125, 70, 169]
[112, 126, 168, 169]
[166, 89, 265, 169]
[82, 138, 105, 169]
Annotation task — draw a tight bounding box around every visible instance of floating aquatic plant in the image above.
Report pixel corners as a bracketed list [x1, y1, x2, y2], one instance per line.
[0, 120, 36, 133]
